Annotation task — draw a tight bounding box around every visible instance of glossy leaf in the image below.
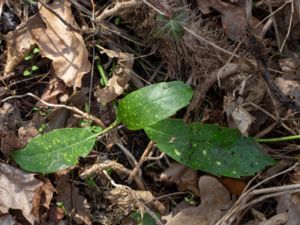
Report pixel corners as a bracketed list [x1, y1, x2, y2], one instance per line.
[154, 10, 189, 40]
[117, 81, 193, 130]
[145, 119, 275, 178]
[131, 212, 158, 225]
[12, 128, 97, 174]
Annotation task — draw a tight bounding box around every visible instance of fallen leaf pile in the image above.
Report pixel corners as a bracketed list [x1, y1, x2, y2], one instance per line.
[5, 0, 91, 88]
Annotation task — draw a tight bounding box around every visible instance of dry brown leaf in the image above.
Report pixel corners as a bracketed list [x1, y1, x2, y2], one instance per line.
[47, 205, 65, 225]
[105, 187, 141, 215]
[4, 0, 91, 88]
[0, 162, 43, 224]
[275, 77, 300, 106]
[56, 175, 92, 225]
[217, 177, 247, 196]
[276, 193, 300, 225]
[258, 213, 288, 225]
[4, 16, 36, 75]
[162, 200, 196, 223]
[197, 0, 263, 41]
[224, 96, 255, 136]
[38, 78, 67, 105]
[166, 176, 232, 225]
[0, 214, 16, 225]
[94, 47, 133, 104]
[135, 190, 166, 214]
[279, 58, 300, 77]
[31, 0, 91, 88]
[160, 163, 200, 196]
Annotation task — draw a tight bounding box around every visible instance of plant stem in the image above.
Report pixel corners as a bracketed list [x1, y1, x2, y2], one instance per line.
[97, 63, 109, 86]
[256, 135, 300, 143]
[97, 120, 120, 136]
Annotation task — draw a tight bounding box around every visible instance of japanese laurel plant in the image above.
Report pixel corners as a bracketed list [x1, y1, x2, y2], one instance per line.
[11, 81, 275, 177]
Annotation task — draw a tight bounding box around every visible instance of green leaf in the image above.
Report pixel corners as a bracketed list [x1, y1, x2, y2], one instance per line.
[33, 47, 40, 54]
[23, 69, 32, 77]
[154, 10, 189, 40]
[145, 119, 275, 178]
[31, 65, 39, 71]
[24, 54, 32, 61]
[131, 212, 158, 225]
[117, 81, 193, 130]
[12, 128, 97, 174]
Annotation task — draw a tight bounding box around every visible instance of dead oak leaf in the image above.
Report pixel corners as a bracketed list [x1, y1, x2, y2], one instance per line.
[94, 47, 133, 104]
[56, 175, 92, 225]
[197, 0, 263, 41]
[0, 163, 43, 224]
[31, 0, 91, 88]
[160, 163, 200, 196]
[166, 176, 232, 225]
[4, 0, 91, 89]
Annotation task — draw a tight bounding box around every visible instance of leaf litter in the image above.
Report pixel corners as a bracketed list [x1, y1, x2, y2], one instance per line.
[2, 0, 300, 224]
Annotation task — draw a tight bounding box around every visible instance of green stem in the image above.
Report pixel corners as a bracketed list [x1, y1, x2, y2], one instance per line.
[256, 135, 300, 143]
[96, 120, 120, 136]
[97, 63, 108, 86]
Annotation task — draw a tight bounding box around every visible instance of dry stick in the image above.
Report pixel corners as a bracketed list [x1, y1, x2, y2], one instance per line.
[80, 160, 145, 190]
[127, 141, 154, 183]
[95, 0, 138, 22]
[227, 187, 300, 225]
[216, 41, 244, 87]
[1, 93, 106, 128]
[280, 0, 294, 52]
[246, 102, 297, 135]
[216, 163, 299, 225]
[88, 0, 96, 111]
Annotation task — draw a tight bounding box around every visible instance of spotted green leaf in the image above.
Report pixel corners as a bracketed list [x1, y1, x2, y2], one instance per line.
[117, 81, 193, 130]
[12, 128, 97, 174]
[154, 10, 189, 40]
[145, 119, 275, 178]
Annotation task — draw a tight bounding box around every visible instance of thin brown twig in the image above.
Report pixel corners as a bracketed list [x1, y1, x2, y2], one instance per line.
[280, 0, 294, 52]
[79, 160, 146, 190]
[127, 141, 154, 183]
[1, 93, 105, 128]
[96, 0, 138, 22]
[216, 163, 299, 225]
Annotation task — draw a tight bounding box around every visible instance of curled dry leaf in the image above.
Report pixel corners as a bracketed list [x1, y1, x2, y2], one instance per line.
[94, 47, 133, 104]
[166, 176, 232, 225]
[258, 213, 288, 225]
[276, 193, 300, 225]
[4, 0, 91, 88]
[0, 162, 52, 224]
[160, 163, 200, 196]
[56, 175, 92, 225]
[224, 95, 255, 136]
[197, 0, 263, 41]
[217, 177, 246, 196]
[0, 214, 16, 225]
[275, 77, 300, 107]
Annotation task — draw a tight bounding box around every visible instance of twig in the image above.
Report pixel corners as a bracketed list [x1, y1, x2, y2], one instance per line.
[88, 0, 96, 110]
[1, 93, 105, 128]
[216, 163, 299, 225]
[127, 141, 154, 183]
[280, 0, 294, 52]
[96, 0, 138, 22]
[80, 160, 145, 190]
